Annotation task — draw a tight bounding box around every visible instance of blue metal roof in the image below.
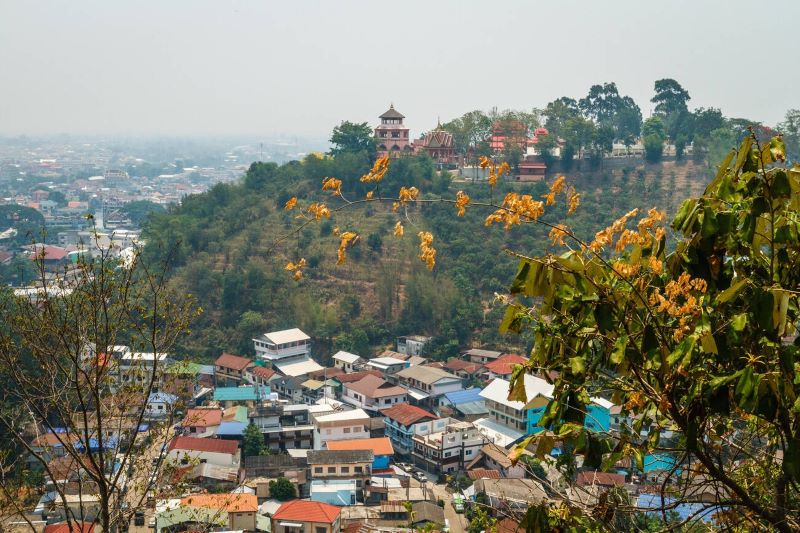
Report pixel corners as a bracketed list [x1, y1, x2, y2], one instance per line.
[148, 392, 177, 404]
[213, 385, 269, 401]
[217, 421, 246, 436]
[638, 493, 721, 522]
[443, 387, 484, 405]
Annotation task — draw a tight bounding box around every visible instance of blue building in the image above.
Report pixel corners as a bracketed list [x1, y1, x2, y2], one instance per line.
[527, 396, 614, 434]
[382, 402, 440, 456]
[327, 437, 394, 471]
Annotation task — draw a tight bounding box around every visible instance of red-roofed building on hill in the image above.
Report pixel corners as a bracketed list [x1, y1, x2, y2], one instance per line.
[335, 370, 384, 384]
[341, 374, 408, 413]
[414, 125, 457, 166]
[215, 352, 254, 386]
[327, 437, 394, 470]
[167, 435, 240, 467]
[247, 364, 279, 388]
[180, 407, 223, 437]
[272, 499, 342, 533]
[484, 354, 528, 380]
[381, 402, 439, 456]
[444, 359, 486, 381]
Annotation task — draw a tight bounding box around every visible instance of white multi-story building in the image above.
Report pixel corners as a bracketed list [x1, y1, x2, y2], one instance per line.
[412, 419, 485, 474]
[332, 351, 362, 373]
[253, 328, 310, 361]
[312, 408, 371, 449]
[396, 335, 431, 356]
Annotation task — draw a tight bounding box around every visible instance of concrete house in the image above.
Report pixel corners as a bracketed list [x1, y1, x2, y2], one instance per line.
[394, 366, 464, 408]
[214, 352, 254, 386]
[332, 351, 362, 373]
[253, 328, 311, 362]
[396, 335, 431, 356]
[312, 409, 371, 449]
[307, 449, 373, 504]
[463, 348, 503, 365]
[381, 402, 439, 456]
[341, 374, 407, 413]
[412, 420, 484, 475]
[326, 437, 394, 470]
[365, 357, 409, 376]
[166, 436, 240, 468]
[180, 408, 223, 437]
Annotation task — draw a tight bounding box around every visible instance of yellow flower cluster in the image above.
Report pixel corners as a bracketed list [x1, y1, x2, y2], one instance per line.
[589, 208, 639, 253]
[366, 191, 374, 199]
[285, 258, 306, 281]
[337, 232, 359, 265]
[567, 188, 580, 215]
[548, 224, 569, 246]
[284, 197, 298, 210]
[649, 272, 708, 341]
[638, 208, 667, 232]
[485, 192, 545, 230]
[479, 156, 510, 187]
[612, 260, 641, 278]
[321, 177, 342, 196]
[360, 156, 390, 183]
[393, 186, 419, 211]
[418, 231, 436, 270]
[455, 191, 470, 217]
[542, 175, 566, 206]
[306, 202, 331, 220]
[394, 221, 404, 237]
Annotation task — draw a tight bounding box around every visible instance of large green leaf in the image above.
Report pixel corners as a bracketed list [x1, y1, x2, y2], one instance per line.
[717, 277, 748, 304]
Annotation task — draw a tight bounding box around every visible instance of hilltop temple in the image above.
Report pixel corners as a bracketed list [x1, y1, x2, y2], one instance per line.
[374, 104, 457, 166]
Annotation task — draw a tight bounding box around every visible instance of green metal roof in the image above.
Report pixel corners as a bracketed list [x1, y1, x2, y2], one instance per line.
[213, 386, 260, 401]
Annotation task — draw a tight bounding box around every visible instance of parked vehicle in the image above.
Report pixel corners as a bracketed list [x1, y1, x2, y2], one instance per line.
[452, 494, 465, 513]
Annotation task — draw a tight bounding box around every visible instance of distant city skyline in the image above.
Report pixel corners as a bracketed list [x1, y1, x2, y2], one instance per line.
[1, 0, 798, 137]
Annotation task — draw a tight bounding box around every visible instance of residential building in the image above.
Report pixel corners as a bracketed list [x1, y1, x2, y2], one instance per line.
[463, 348, 503, 365]
[117, 351, 168, 390]
[483, 354, 527, 381]
[273, 376, 305, 403]
[271, 499, 342, 533]
[246, 365, 278, 388]
[215, 352, 254, 386]
[302, 379, 326, 404]
[341, 374, 407, 413]
[375, 104, 411, 158]
[313, 408, 371, 449]
[155, 493, 258, 532]
[166, 436, 240, 468]
[444, 359, 485, 381]
[253, 328, 311, 362]
[473, 478, 548, 514]
[516, 160, 546, 182]
[382, 402, 438, 456]
[249, 403, 314, 451]
[332, 351, 362, 373]
[212, 385, 268, 408]
[180, 407, 223, 437]
[145, 392, 177, 419]
[326, 437, 394, 470]
[307, 449, 373, 502]
[394, 366, 463, 408]
[473, 443, 528, 478]
[412, 420, 484, 475]
[439, 388, 488, 421]
[274, 355, 325, 379]
[365, 357, 409, 376]
[396, 335, 430, 356]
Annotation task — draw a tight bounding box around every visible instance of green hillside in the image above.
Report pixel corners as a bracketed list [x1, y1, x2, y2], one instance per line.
[142, 154, 712, 362]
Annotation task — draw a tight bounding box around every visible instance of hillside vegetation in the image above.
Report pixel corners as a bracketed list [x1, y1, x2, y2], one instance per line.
[142, 154, 712, 362]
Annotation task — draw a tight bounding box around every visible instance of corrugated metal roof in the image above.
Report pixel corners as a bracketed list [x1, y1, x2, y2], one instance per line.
[443, 387, 484, 405]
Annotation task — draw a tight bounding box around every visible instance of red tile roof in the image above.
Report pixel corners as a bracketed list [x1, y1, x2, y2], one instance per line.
[215, 352, 253, 370]
[273, 499, 341, 523]
[381, 402, 437, 426]
[32, 245, 68, 261]
[250, 366, 276, 379]
[484, 354, 528, 376]
[445, 359, 484, 374]
[327, 437, 394, 456]
[168, 436, 239, 455]
[308, 366, 346, 380]
[181, 408, 223, 428]
[336, 370, 383, 383]
[45, 522, 95, 533]
[467, 468, 502, 480]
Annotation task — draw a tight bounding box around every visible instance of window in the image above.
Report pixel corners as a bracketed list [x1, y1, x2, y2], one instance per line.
[465, 449, 472, 456]
[326, 429, 332, 435]
[315, 467, 323, 474]
[341, 466, 350, 473]
[444, 452, 451, 458]
[316, 528, 327, 533]
[344, 427, 351, 434]
[328, 466, 336, 473]
[355, 466, 363, 473]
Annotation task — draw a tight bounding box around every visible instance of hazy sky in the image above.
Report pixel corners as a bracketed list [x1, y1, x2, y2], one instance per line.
[1, 0, 797, 137]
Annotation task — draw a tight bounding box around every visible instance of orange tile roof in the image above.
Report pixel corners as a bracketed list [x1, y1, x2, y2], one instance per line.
[467, 468, 502, 480]
[251, 366, 276, 379]
[180, 493, 258, 512]
[484, 354, 527, 376]
[381, 402, 437, 426]
[182, 408, 223, 428]
[336, 370, 383, 383]
[273, 499, 341, 523]
[327, 437, 394, 456]
[215, 352, 253, 371]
